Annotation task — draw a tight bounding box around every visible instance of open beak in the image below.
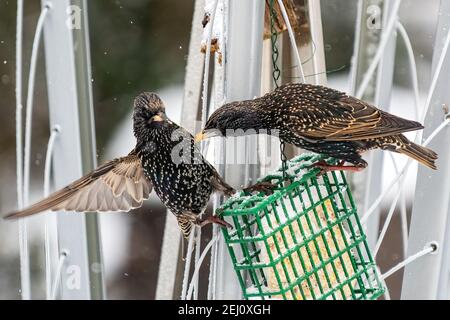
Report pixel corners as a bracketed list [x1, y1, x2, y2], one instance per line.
[152, 112, 166, 122]
[194, 129, 220, 143]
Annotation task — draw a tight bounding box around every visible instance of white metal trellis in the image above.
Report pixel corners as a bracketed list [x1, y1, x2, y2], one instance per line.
[40, 0, 104, 299]
[345, 0, 450, 300]
[401, 0, 450, 299]
[10, 0, 447, 301]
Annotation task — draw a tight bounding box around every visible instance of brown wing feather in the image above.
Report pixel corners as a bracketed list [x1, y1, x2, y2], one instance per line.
[279, 83, 423, 141]
[4, 151, 152, 220]
[323, 98, 423, 140]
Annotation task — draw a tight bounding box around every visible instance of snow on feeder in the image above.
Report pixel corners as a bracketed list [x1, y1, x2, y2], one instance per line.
[218, 153, 384, 300]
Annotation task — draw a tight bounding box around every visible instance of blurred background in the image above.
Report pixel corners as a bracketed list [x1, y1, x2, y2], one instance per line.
[0, 0, 440, 299]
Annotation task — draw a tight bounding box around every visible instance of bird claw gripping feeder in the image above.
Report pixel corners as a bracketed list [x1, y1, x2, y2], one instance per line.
[217, 153, 384, 300]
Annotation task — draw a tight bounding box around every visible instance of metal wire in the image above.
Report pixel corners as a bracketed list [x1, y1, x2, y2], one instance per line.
[269, 0, 281, 89]
[387, 152, 409, 258]
[381, 244, 436, 280]
[43, 125, 60, 197]
[373, 179, 404, 257]
[187, 237, 217, 300]
[193, 228, 201, 299]
[50, 250, 68, 300]
[269, 0, 289, 181]
[43, 125, 60, 299]
[276, 0, 305, 83]
[207, 221, 220, 299]
[23, 4, 51, 206]
[15, 0, 30, 301]
[279, 140, 288, 181]
[15, 1, 24, 211]
[396, 21, 421, 120]
[181, 229, 196, 300]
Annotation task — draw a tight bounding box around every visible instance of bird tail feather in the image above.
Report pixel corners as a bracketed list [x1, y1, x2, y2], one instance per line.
[400, 141, 438, 170]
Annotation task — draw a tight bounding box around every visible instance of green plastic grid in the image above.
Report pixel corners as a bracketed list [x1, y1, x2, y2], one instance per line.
[218, 153, 385, 300]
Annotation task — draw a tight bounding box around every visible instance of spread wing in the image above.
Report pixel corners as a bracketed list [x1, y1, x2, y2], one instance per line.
[274, 83, 423, 141]
[4, 151, 152, 219]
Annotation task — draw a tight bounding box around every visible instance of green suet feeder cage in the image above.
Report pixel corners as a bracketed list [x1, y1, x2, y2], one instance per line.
[218, 153, 385, 300]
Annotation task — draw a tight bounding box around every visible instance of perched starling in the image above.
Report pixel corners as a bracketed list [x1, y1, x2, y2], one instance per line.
[196, 83, 438, 171]
[4, 92, 271, 238]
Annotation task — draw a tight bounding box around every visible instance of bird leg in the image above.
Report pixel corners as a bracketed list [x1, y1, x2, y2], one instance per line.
[242, 181, 276, 194]
[212, 171, 276, 196]
[312, 160, 365, 174]
[195, 215, 232, 229]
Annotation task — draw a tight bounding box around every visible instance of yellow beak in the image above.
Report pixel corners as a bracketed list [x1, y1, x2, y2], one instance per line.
[194, 131, 205, 143]
[152, 114, 164, 122]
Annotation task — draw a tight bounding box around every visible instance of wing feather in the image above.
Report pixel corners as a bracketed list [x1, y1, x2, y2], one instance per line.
[275, 83, 423, 141]
[4, 151, 152, 219]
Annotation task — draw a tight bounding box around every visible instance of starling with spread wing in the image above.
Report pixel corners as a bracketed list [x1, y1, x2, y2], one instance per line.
[4, 92, 271, 238]
[196, 83, 437, 171]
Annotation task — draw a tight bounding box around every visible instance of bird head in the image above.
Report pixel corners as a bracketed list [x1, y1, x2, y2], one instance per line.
[133, 92, 171, 140]
[195, 101, 264, 142]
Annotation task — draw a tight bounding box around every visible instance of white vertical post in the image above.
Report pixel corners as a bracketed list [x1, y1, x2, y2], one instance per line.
[350, 0, 378, 247]
[41, 0, 104, 299]
[369, 0, 397, 251]
[401, 0, 450, 300]
[350, 0, 396, 250]
[305, 0, 327, 86]
[213, 0, 265, 299]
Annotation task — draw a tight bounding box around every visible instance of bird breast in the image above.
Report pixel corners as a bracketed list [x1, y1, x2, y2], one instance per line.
[139, 141, 214, 215]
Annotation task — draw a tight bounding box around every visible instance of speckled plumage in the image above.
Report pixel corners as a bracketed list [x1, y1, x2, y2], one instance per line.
[201, 83, 438, 170]
[133, 93, 237, 237]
